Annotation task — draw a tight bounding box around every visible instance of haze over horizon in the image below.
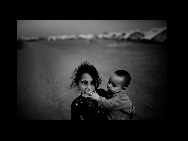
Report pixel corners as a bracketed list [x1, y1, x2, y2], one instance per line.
[17, 20, 167, 38]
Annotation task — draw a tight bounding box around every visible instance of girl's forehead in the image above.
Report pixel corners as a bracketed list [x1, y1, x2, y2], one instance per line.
[81, 73, 93, 81]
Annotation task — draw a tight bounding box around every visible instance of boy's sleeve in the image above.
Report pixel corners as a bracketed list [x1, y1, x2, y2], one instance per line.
[98, 96, 121, 109]
[98, 95, 132, 109]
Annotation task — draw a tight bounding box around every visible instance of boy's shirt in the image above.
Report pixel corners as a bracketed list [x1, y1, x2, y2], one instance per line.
[97, 90, 135, 120]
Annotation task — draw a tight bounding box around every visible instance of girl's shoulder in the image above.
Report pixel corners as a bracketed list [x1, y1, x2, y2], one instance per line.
[97, 88, 106, 94]
[97, 88, 109, 98]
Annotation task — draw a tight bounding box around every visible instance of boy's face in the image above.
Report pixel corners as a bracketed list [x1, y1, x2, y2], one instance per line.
[78, 73, 95, 95]
[107, 73, 125, 94]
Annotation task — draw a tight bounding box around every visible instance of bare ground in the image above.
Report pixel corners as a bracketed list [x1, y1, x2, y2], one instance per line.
[17, 40, 167, 120]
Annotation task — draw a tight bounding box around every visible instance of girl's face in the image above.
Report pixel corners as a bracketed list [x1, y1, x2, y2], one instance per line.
[78, 73, 96, 95]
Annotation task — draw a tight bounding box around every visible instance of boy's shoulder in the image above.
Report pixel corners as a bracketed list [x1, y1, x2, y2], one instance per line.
[112, 91, 133, 108]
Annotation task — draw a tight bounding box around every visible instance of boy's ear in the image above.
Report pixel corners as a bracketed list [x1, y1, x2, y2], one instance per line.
[122, 86, 127, 90]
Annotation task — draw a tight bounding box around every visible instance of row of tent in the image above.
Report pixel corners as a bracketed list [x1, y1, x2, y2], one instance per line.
[48, 26, 167, 43]
[101, 27, 167, 42]
[17, 27, 167, 43]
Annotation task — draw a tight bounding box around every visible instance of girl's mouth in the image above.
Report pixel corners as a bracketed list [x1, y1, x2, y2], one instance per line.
[85, 89, 91, 94]
[85, 89, 95, 96]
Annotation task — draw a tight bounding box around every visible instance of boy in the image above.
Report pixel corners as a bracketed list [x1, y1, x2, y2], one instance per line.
[84, 70, 135, 120]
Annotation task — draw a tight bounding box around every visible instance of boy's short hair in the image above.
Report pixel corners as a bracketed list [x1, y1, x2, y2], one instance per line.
[114, 70, 131, 88]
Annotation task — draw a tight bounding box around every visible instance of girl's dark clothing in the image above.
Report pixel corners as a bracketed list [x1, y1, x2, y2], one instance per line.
[71, 89, 109, 120]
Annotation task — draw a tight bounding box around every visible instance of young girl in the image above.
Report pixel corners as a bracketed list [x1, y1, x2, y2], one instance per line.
[70, 61, 108, 120]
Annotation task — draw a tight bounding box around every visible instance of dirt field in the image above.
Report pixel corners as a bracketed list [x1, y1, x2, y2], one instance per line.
[17, 39, 167, 120]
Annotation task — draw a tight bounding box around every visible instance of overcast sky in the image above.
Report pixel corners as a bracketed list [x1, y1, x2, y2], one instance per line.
[17, 20, 167, 38]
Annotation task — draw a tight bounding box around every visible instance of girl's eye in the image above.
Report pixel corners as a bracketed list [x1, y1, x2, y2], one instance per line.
[81, 81, 87, 85]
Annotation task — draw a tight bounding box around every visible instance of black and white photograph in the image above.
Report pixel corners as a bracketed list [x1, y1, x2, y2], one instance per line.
[17, 20, 167, 120]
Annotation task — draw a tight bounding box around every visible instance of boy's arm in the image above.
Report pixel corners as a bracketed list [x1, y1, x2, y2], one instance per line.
[89, 91, 123, 109]
[97, 96, 122, 109]
[87, 91, 131, 109]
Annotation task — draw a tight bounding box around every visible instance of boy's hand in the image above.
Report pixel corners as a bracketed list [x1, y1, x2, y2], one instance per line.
[90, 92, 100, 101]
[87, 91, 100, 101]
[83, 90, 100, 101]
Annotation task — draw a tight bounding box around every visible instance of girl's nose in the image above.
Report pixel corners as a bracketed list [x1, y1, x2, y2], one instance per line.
[87, 84, 92, 90]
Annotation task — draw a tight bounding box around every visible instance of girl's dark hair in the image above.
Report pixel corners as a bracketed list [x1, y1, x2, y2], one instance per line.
[69, 61, 102, 90]
[114, 70, 131, 88]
